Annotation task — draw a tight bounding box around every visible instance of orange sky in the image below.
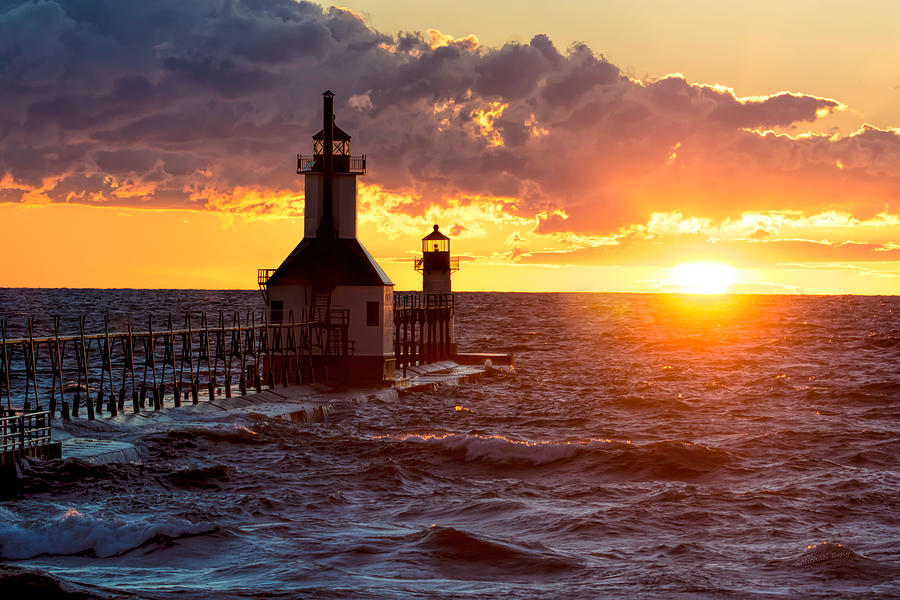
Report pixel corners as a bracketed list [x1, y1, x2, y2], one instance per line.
[1, 1, 899, 294]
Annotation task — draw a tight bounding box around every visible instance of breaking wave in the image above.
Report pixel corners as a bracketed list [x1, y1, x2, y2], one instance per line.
[0, 506, 215, 560]
[386, 433, 732, 478]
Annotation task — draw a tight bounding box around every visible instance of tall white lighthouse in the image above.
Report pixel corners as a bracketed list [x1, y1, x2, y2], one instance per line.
[262, 91, 395, 384]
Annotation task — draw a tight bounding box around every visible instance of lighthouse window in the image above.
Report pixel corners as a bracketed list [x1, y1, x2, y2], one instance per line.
[366, 301, 379, 326]
[270, 300, 284, 323]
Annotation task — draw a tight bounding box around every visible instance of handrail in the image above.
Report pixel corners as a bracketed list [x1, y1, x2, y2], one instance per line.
[258, 268, 277, 285]
[0, 321, 316, 346]
[0, 410, 51, 452]
[297, 154, 366, 174]
[413, 256, 459, 272]
[393, 292, 455, 309]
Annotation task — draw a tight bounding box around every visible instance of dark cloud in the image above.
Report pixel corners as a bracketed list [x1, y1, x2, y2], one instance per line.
[474, 42, 550, 98]
[1, 0, 897, 237]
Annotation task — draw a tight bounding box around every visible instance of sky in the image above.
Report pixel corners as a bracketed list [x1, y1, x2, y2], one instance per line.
[2, 0, 899, 293]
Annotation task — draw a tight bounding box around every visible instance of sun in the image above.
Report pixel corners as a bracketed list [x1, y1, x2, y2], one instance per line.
[670, 262, 736, 294]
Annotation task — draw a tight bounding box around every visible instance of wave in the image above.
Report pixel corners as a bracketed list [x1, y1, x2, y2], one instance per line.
[385, 433, 732, 478]
[166, 464, 232, 490]
[786, 540, 900, 582]
[861, 332, 899, 349]
[18, 459, 236, 497]
[0, 565, 121, 600]
[793, 541, 858, 567]
[0, 506, 215, 560]
[141, 425, 274, 461]
[158, 425, 272, 446]
[17, 459, 149, 496]
[406, 525, 581, 577]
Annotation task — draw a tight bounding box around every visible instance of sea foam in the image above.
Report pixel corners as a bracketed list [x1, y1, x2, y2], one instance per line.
[0, 506, 214, 560]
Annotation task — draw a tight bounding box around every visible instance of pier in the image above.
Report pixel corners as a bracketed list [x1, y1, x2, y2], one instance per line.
[0, 296, 506, 415]
[0, 311, 342, 421]
[0, 303, 509, 473]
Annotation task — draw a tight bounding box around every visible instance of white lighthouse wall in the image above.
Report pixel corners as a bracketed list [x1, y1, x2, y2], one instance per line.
[303, 174, 358, 239]
[268, 284, 393, 357]
[423, 271, 452, 295]
[266, 285, 309, 323]
[336, 176, 358, 239]
[422, 271, 455, 345]
[382, 286, 395, 352]
[330, 285, 394, 357]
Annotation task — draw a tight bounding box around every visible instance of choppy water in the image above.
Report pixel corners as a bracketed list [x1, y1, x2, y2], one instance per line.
[1, 290, 899, 598]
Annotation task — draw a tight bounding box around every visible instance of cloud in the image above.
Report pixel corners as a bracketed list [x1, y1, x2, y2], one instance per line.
[510, 209, 900, 268]
[1, 0, 899, 268]
[428, 28, 480, 51]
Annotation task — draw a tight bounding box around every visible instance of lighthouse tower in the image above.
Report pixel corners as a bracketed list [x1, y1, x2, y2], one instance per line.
[415, 224, 458, 355]
[417, 225, 457, 295]
[262, 91, 395, 384]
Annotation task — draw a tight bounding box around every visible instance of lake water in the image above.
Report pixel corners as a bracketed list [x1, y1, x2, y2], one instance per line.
[1, 290, 899, 598]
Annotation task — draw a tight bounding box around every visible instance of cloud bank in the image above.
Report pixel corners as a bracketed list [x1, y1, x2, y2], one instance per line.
[1, 0, 899, 267]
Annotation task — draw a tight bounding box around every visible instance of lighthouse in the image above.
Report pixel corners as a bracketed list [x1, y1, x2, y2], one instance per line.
[417, 225, 458, 295]
[261, 91, 395, 384]
[415, 224, 458, 357]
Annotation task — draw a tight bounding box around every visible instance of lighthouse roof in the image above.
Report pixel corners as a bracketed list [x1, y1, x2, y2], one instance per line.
[422, 224, 450, 241]
[312, 124, 352, 141]
[266, 237, 393, 288]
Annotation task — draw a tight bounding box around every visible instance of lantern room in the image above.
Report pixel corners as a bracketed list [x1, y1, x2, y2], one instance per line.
[313, 124, 351, 156]
[420, 225, 452, 271]
[415, 224, 458, 295]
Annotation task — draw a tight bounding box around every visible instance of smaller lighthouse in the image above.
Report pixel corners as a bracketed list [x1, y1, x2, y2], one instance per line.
[417, 225, 457, 295]
[415, 224, 458, 356]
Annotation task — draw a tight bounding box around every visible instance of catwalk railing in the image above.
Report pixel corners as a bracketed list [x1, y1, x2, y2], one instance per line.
[0, 410, 51, 453]
[0, 310, 348, 418]
[296, 154, 366, 174]
[393, 293, 455, 375]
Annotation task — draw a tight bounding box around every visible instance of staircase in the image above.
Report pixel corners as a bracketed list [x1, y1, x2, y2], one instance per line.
[308, 289, 351, 381]
[310, 289, 331, 323]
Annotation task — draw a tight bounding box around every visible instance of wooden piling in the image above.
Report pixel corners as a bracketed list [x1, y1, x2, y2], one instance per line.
[1, 319, 10, 411]
[25, 319, 40, 409]
[79, 318, 94, 420]
[50, 317, 64, 419]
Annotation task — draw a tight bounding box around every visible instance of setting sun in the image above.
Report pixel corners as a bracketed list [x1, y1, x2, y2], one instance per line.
[671, 262, 736, 294]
